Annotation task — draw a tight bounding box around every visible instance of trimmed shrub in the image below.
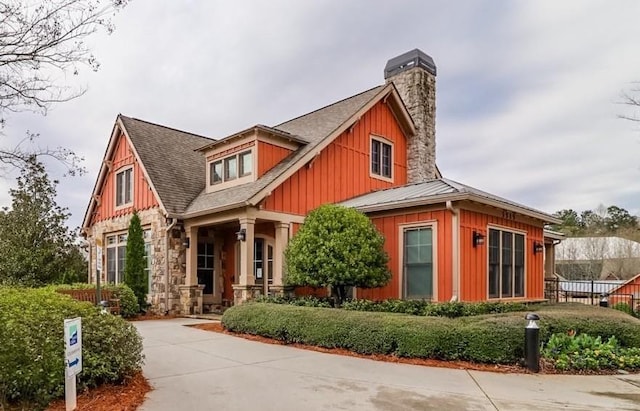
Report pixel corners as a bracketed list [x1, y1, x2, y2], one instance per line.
[0, 286, 144, 409]
[222, 303, 640, 366]
[255, 295, 334, 308]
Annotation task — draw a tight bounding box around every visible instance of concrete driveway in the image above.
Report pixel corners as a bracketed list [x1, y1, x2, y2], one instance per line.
[135, 318, 640, 411]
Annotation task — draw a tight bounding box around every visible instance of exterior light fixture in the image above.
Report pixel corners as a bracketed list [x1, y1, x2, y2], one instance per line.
[183, 237, 190, 248]
[236, 228, 246, 242]
[533, 242, 544, 254]
[524, 312, 540, 373]
[472, 231, 485, 248]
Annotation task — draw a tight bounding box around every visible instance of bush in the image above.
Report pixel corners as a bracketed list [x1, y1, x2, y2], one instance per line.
[284, 204, 391, 304]
[49, 283, 139, 318]
[222, 303, 640, 366]
[612, 302, 634, 316]
[255, 295, 333, 308]
[341, 299, 527, 317]
[0, 286, 144, 409]
[543, 333, 640, 371]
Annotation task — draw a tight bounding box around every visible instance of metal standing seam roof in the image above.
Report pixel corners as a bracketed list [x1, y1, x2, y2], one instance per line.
[182, 85, 387, 216]
[340, 178, 560, 223]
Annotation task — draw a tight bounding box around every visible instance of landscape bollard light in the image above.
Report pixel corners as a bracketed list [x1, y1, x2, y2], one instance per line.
[99, 300, 109, 315]
[599, 293, 608, 308]
[524, 313, 540, 373]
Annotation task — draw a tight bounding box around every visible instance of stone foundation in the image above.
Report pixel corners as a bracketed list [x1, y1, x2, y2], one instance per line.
[179, 285, 205, 314]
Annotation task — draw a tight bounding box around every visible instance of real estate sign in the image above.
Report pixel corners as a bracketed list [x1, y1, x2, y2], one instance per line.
[64, 317, 82, 376]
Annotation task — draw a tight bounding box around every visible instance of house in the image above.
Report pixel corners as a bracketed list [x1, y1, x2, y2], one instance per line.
[82, 49, 561, 314]
[555, 236, 640, 280]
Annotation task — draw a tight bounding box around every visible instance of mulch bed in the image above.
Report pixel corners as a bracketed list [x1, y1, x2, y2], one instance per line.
[46, 372, 151, 411]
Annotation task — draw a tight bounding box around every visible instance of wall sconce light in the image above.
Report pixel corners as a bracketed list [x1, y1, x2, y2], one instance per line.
[533, 242, 544, 254]
[182, 237, 190, 248]
[472, 231, 485, 248]
[236, 228, 246, 242]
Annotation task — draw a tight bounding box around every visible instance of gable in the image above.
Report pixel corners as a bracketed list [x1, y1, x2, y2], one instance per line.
[262, 98, 409, 215]
[89, 129, 159, 225]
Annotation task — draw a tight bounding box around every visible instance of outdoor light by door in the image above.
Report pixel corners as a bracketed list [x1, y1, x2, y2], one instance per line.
[472, 231, 485, 247]
[524, 313, 540, 373]
[236, 228, 246, 242]
[182, 237, 190, 248]
[533, 242, 544, 254]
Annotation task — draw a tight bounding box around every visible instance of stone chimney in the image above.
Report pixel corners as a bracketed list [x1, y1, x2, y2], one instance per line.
[384, 49, 437, 182]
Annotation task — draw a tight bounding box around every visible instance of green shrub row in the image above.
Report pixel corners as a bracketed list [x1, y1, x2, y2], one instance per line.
[543, 333, 640, 371]
[0, 286, 144, 409]
[48, 282, 139, 317]
[221, 303, 640, 366]
[257, 295, 528, 318]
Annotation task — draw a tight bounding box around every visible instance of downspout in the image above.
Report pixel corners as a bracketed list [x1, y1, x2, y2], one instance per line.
[446, 201, 460, 302]
[165, 217, 178, 314]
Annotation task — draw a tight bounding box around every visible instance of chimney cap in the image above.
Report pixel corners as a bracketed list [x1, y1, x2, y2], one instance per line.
[384, 48, 436, 78]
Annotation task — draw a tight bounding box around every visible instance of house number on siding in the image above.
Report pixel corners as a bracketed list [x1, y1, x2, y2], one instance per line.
[502, 210, 516, 220]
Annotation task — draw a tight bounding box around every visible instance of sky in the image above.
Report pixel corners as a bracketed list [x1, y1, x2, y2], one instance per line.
[3, 0, 640, 230]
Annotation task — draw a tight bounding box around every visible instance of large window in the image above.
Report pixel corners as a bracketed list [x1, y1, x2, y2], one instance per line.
[371, 137, 392, 179]
[488, 228, 525, 299]
[115, 167, 133, 207]
[403, 227, 433, 299]
[197, 241, 214, 294]
[106, 230, 151, 285]
[210, 150, 252, 185]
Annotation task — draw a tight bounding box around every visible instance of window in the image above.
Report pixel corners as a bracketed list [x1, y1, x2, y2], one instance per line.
[115, 168, 133, 207]
[105, 230, 152, 285]
[254, 238, 264, 281]
[197, 241, 214, 294]
[210, 150, 252, 185]
[371, 137, 392, 179]
[403, 227, 433, 299]
[488, 228, 525, 299]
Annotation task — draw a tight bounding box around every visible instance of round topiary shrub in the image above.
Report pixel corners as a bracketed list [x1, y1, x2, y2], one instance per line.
[0, 286, 144, 409]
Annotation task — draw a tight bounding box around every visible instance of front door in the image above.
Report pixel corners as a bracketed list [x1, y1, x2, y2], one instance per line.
[197, 240, 215, 302]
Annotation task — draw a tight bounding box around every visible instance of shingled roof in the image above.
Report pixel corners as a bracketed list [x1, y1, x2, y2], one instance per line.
[183, 85, 389, 217]
[118, 116, 214, 214]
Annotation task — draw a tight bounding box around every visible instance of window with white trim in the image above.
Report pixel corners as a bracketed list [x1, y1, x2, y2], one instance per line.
[115, 167, 133, 207]
[210, 150, 252, 185]
[403, 227, 433, 299]
[105, 230, 152, 285]
[488, 228, 525, 298]
[371, 137, 392, 179]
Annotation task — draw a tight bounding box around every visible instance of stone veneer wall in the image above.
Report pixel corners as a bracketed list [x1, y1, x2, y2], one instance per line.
[87, 207, 187, 314]
[387, 67, 437, 182]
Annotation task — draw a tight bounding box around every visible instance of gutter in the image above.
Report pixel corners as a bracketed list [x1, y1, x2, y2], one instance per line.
[446, 201, 460, 302]
[165, 217, 178, 314]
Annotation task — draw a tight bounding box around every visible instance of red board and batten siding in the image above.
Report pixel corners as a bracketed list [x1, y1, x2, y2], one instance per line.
[90, 133, 159, 224]
[257, 141, 292, 177]
[359, 209, 453, 301]
[458, 209, 545, 301]
[263, 100, 408, 215]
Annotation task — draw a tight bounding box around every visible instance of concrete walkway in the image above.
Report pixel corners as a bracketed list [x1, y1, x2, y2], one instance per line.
[135, 318, 640, 411]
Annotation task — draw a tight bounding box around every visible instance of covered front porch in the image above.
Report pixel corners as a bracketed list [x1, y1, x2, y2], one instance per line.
[177, 208, 303, 314]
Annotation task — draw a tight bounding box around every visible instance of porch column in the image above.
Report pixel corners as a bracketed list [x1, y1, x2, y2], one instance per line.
[233, 217, 255, 304]
[185, 225, 198, 286]
[271, 222, 290, 296]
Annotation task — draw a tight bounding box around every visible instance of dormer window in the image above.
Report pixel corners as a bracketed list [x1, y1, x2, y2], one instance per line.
[210, 150, 253, 186]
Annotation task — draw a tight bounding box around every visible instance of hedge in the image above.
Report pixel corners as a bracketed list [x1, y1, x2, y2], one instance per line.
[49, 282, 139, 317]
[221, 303, 640, 365]
[0, 287, 144, 409]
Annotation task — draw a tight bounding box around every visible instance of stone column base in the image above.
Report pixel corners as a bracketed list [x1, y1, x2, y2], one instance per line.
[268, 285, 295, 298]
[178, 285, 205, 315]
[232, 284, 264, 305]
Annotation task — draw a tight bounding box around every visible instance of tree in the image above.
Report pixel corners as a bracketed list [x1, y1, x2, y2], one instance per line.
[0, 157, 85, 285]
[605, 205, 638, 232]
[124, 211, 146, 311]
[552, 209, 581, 235]
[284, 204, 391, 305]
[0, 0, 128, 172]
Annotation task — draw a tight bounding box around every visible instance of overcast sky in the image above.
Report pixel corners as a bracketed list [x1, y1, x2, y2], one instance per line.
[4, 0, 640, 230]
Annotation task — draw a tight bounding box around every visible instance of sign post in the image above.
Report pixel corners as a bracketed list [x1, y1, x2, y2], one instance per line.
[64, 317, 82, 411]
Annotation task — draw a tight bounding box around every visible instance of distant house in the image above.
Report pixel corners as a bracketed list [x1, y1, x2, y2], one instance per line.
[555, 236, 640, 280]
[82, 49, 561, 314]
